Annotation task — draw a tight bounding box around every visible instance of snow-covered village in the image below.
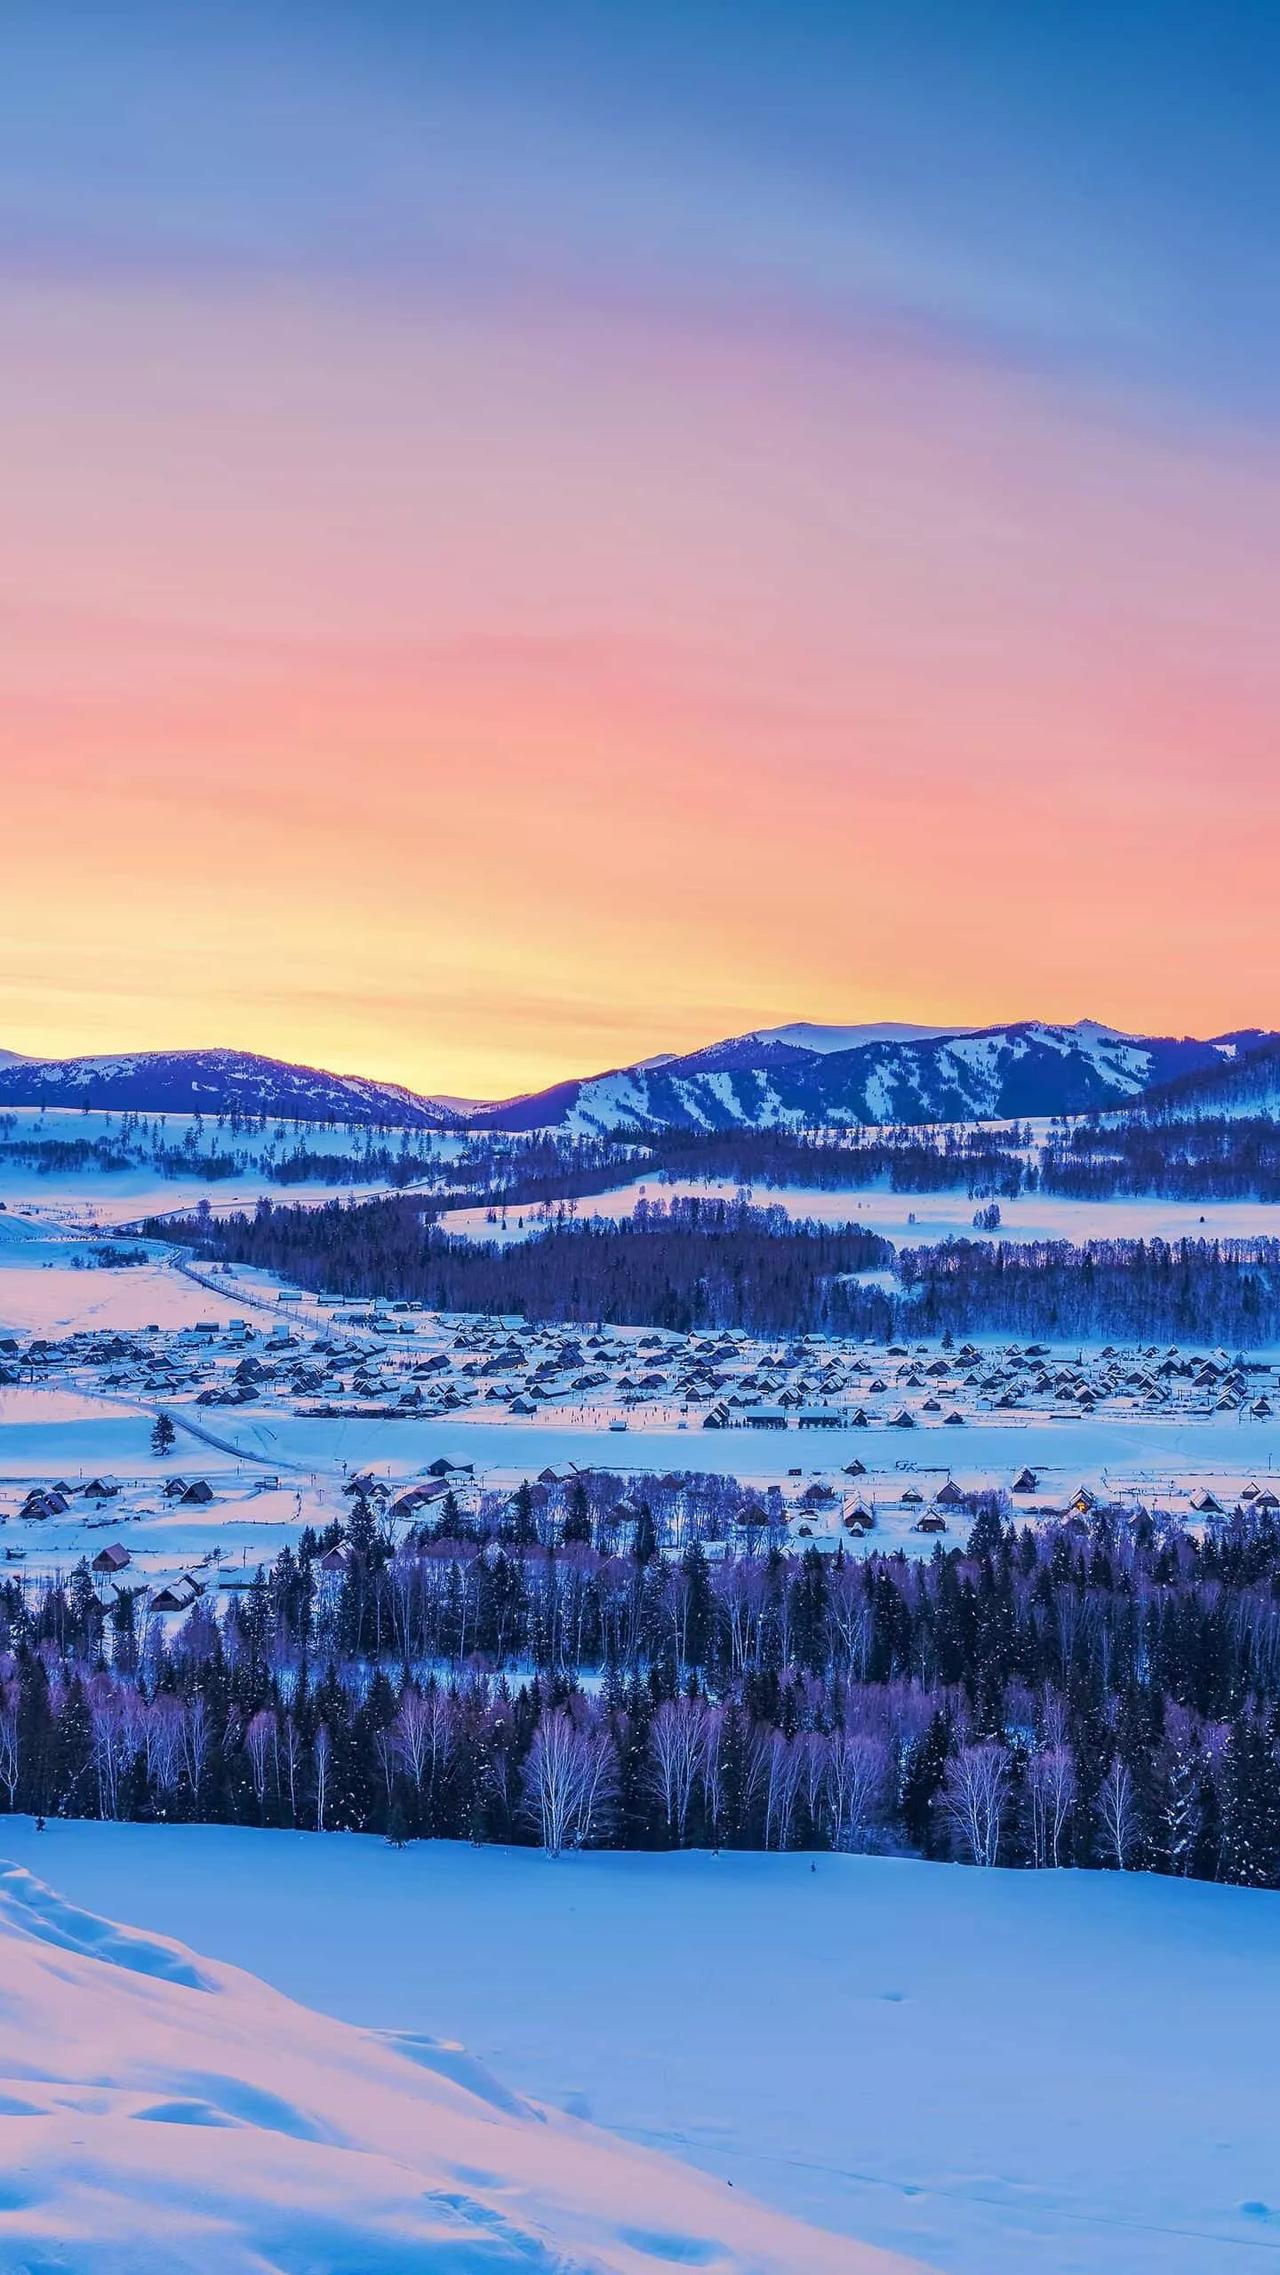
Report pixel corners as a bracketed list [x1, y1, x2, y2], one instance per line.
[5, 5, 1279, 2271]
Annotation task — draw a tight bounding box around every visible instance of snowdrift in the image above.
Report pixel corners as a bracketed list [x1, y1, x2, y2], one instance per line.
[0, 1861, 921, 2275]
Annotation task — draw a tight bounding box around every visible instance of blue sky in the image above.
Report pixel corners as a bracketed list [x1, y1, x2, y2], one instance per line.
[5, 1, 1277, 422]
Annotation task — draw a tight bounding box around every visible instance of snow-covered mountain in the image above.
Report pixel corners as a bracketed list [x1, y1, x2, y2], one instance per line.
[3, 1021, 1274, 1135]
[752, 1019, 966, 1053]
[472, 1020, 1274, 1134]
[0, 1047, 460, 1129]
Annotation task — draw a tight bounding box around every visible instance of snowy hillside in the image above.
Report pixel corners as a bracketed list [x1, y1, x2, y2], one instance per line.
[1137, 1033, 1280, 1120]
[473, 1019, 1265, 1135]
[0, 1859, 913, 2275]
[0, 1048, 460, 1130]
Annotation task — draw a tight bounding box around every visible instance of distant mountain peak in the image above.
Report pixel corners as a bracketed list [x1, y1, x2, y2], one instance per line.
[0, 1046, 461, 1130]
[749, 1019, 969, 1054]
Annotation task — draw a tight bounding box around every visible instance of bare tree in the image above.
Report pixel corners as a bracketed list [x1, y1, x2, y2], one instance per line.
[826, 1564, 873, 1678]
[0, 1680, 19, 1811]
[280, 1714, 304, 1825]
[387, 1685, 455, 1827]
[648, 1697, 703, 1845]
[1027, 1744, 1076, 1868]
[181, 1693, 210, 1796]
[796, 1729, 829, 1838]
[942, 1742, 1009, 1867]
[314, 1721, 331, 1832]
[245, 1708, 275, 1811]
[712, 1562, 768, 1676]
[522, 1708, 617, 1856]
[88, 1677, 144, 1821]
[826, 1728, 888, 1853]
[1096, 1757, 1139, 1870]
[762, 1729, 801, 1852]
[143, 1695, 184, 1797]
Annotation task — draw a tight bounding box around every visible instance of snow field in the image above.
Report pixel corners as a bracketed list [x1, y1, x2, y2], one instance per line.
[2, 1824, 1276, 2275]
[437, 1176, 1280, 1250]
[0, 1851, 912, 2274]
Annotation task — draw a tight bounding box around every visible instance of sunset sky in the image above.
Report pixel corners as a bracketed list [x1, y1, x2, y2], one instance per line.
[3, 2, 1278, 1099]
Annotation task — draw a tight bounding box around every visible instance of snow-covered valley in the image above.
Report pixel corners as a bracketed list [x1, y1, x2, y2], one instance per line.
[2, 1199, 1278, 1599]
[1, 1139, 1278, 2275]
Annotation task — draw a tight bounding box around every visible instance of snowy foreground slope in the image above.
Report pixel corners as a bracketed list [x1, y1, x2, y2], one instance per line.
[0, 1858, 917, 2275]
[4, 1828, 1278, 2275]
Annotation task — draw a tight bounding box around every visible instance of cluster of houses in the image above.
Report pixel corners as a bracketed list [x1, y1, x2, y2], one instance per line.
[299, 1323, 1279, 1432]
[3, 1464, 222, 1612]
[85, 1542, 204, 1615]
[5, 1297, 1277, 1443]
[3, 1281, 1279, 1583]
[692, 1340, 1277, 1431]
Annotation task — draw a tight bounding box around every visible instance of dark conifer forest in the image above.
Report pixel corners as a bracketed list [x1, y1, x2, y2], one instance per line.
[6, 1481, 1280, 1880]
[150, 1196, 901, 1336]
[155, 1192, 1280, 1346]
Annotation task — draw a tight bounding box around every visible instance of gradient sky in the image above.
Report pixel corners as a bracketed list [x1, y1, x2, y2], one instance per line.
[2, 2, 1278, 1098]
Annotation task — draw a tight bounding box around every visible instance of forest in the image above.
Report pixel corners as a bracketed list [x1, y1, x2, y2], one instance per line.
[152, 1194, 900, 1336]
[5, 1478, 1280, 1884]
[896, 1233, 1280, 1344]
[0, 1114, 449, 1191]
[436, 1117, 1280, 1208]
[157, 1192, 1280, 1344]
[1039, 1115, 1280, 1202]
[474, 1116, 1280, 1206]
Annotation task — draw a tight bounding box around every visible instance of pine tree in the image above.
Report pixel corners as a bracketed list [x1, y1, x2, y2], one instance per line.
[1219, 1717, 1280, 1887]
[679, 1541, 714, 1671]
[714, 1699, 752, 1848]
[17, 1654, 54, 1818]
[966, 1498, 1005, 1562]
[49, 1674, 94, 1818]
[633, 1501, 658, 1566]
[562, 1479, 592, 1546]
[1160, 1742, 1203, 1875]
[901, 1710, 951, 1856]
[791, 1547, 829, 1677]
[511, 1481, 538, 1547]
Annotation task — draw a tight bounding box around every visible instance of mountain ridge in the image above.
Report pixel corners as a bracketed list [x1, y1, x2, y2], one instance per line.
[0, 1047, 459, 1130]
[466, 1018, 1266, 1134]
[1, 1021, 1275, 1134]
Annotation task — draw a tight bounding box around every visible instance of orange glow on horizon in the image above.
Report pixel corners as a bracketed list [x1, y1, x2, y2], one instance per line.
[3, 277, 1277, 1100]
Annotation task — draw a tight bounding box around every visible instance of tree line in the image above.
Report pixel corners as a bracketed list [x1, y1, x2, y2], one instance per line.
[458, 1116, 1280, 1206]
[1039, 1116, 1280, 1202]
[5, 1486, 1280, 1880]
[157, 1191, 1280, 1345]
[897, 1233, 1280, 1345]
[152, 1194, 898, 1336]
